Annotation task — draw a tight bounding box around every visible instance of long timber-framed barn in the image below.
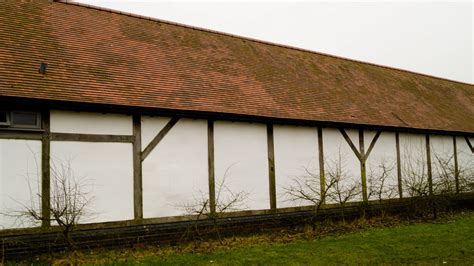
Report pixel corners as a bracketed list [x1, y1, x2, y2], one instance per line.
[0, 1, 473, 250]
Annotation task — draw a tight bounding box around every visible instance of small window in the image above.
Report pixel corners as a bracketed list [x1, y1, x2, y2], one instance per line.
[11, 111, 40, 128]
[0, 111, 41, 129]
[0, 111, 10, 125]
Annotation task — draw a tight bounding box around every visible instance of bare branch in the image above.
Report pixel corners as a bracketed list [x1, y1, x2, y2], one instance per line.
[367, 157, 398, 202]
[4, 157, 94, 250]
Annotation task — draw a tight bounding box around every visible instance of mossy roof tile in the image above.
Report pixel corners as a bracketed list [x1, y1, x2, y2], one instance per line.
[0, 2, 473, 133]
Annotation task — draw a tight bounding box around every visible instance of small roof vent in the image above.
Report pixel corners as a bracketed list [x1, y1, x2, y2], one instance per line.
[38, 62, 47, 74]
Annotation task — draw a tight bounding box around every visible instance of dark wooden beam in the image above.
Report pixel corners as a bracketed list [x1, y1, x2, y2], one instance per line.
[362, 130, 382, 202]
[0, 131, 43, 140]
[340, 129, 378, 202]
[426, 134, 433, 196]
[141, 117, 179, 161]
[339, 129, 361, 160]
[208, 120, 216, 215]
[339, 129, 383, 203]
[318, 127, 325, 204]
[358, 130, 368, 202]
[465, 137, 474, 153]
[41, 110, 51, 227]
[267, 124, 277, 210]
[395, 132, 403, 198]
[133, 115, 143, 220]
[453, 136, 459, 194]
[50, 133, 133, 143]
[3, 96, 474, 138]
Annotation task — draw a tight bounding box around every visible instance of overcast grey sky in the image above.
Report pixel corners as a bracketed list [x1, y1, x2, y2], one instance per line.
[77, 1, 473, 84]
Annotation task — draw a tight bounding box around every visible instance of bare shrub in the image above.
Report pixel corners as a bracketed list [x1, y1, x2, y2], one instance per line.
[283, 164, 337, 231]
[181, 166, 248, 245]
[431, 150, 474, 214]
[8, 159, 93, 249]
[456, 149, 474, 193]
[401, 139, 474, 219]
[400, 140, 441, 219]
[432, 152, 457, 195]
[401, 142, 430, 199]
[325, 151, 362, 221]
[367, 158, 398, 202]
[458, 165, 474, 193]
[283, 149, 362, 228]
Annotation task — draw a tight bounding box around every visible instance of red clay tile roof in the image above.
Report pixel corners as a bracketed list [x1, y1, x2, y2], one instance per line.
[0, 2, 473, 133]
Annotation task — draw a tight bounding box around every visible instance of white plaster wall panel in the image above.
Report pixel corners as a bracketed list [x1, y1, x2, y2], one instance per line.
[456, 136, 474, 192]
[399, 133, 426, 197]
[430, 135, 454, 161]
[214, 121, 269, 211]
[363, 130, 377, 145]
[141, 116, 171, 150]
[0, 140, 41, 229]
[50, 142, 133, 223]
[323, 128, 362, 203]
[50, 110, 132, 135]
[430, 135, 455, 192]
[143, 118, 208, 218]
[273, 125, 319, 208]
[364, 131, 398, 200]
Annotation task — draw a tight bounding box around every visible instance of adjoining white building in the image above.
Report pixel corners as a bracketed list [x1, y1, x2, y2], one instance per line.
[0, 2, 473, 230]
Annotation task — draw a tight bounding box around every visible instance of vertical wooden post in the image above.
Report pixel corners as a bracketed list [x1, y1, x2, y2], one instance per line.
[208, 120, 216, 214]
[317, 127, 326, 204]
[426, 134, 433, 196]
[41, 110, 50, 227]
[395, 132, 403, 198]
[267, 124, 277, 209]
[359, 130, 368, 202]
[133, 115, 143, 219]
[453, 136, 459, 194]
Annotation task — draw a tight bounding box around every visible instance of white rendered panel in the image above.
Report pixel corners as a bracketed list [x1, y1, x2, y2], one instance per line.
[323, 128, 362, 203]
[141, 116, 171, 150]
[431, 135, 454, 161]
[430, 135, 455, 193]
[50, 110, 132, 135]
[50, 142, 133, 223]
[457, 136, 474, 192]
[365, 131, 398, 200]
[399, 133, 427, 197]
[274, 125, 319, 208]
[214, 121, 269, 211]
[143, 118, 208, 218]
[0, 140, 41, 229]
[364, 130, 377, 145]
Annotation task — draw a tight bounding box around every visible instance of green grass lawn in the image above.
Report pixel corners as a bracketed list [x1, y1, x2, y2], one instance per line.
[117, 213, 474, 265]
[36, 212, 474, 265]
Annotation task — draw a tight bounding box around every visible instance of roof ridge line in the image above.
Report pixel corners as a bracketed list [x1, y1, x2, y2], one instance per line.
[59, 0, 473, 87]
